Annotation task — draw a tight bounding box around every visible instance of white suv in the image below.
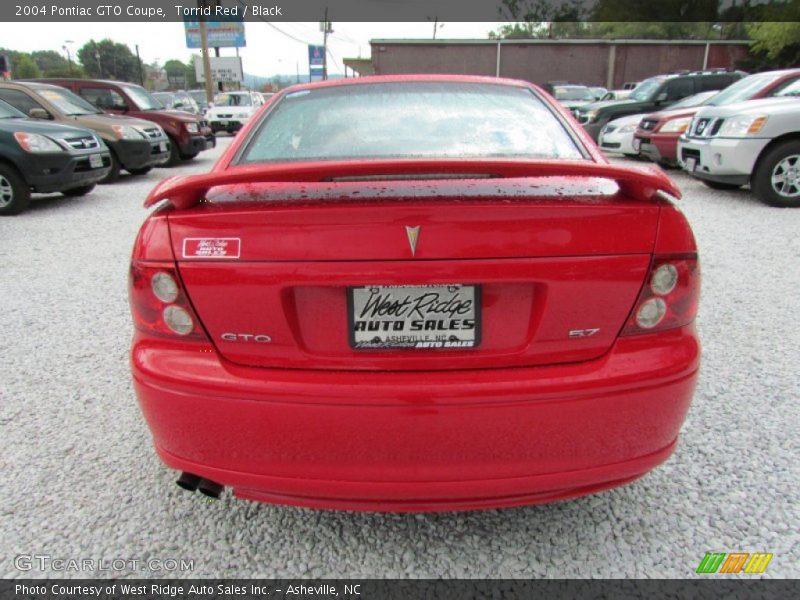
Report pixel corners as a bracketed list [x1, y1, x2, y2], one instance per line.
[206, 91, 264, 135]
[677, 93, 800, 207]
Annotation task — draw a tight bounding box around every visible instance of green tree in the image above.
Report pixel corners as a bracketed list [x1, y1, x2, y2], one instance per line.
[747, 22, 800, 67]
[77, 39, 139, 81]
[164, 59, 188, 89]
[13, 54, 41, 79]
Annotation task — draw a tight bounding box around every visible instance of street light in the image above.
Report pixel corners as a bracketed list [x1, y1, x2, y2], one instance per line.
[62, 40, 74, 76]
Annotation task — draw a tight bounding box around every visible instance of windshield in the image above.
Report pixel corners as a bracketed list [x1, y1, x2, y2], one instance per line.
[122, 85, 164, 110]
[706, 72, 786, 106]
[0, 99, 25, 119]
[629, 79, 663, 102]
[189, 90, 207, 103]
[669, 91, 718, 109]
[215, 92, 252, 106]
[775, 78, 800, 97]
[241, 82, 583, 164]
[36, 87, 100, 116]
[554, 86, 595, 101]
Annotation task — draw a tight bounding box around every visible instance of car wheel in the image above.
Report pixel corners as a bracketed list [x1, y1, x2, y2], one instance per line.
[179, 152, 199, 161]
[751, 141, 800, 207]
[701, 180, 742, 191]
[62, 184, 96, 197]
[127, 167, 152, 175]
[0, 164, 30, 216]
[165, 137, 182, 167]
[99, 151, 121, 184]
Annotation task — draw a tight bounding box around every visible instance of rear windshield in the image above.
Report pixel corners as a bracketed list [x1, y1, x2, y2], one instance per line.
[240, 82, 583, 164]
[554, 86, 595, 101]
[216, 92, 252, 106]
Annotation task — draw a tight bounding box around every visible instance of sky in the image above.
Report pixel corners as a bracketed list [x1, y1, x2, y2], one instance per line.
[1, 22, 502, 77]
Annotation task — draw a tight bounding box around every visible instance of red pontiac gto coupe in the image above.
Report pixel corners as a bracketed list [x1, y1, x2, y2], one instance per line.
[129, 75, 700, 511]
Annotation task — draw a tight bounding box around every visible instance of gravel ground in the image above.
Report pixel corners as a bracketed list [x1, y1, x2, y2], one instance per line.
[1, 138, 798, 579]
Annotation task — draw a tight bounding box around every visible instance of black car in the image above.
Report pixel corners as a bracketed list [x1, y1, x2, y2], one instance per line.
[574, 70, 746, 141]
[0, 99, 111, 215]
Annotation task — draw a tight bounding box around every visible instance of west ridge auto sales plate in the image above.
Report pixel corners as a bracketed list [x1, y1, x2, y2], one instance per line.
[348, 284, 481, 350]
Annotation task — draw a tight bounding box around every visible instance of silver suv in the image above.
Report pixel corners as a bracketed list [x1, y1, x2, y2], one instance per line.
[677, 89, 800, 207]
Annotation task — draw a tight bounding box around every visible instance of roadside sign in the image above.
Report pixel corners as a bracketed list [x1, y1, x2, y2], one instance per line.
[193, 56, 243, 83]
[308, 45, 324, 81]
[184, 20, 246, 48]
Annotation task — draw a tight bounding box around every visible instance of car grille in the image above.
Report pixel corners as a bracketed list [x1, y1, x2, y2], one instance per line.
[681, 148, 701, 162]
[199, 120, 208, 128]
[141, 127, 163, 139]
[640, 119, 657, 131]
[689, 117, 725, 138]
[64, 135, 100, 150]
[601, 141, 621, 149]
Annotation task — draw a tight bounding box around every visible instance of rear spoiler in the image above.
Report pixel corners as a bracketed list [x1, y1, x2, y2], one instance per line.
[144, 159, 681, 210]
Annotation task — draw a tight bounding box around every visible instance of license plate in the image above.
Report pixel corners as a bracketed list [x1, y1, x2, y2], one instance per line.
[158, 141, 168, 152]
[632, 138, 641, 152]
[348, 284, 481, 350]
[685, 157, 697, 172]
[89, 154, 103, 169]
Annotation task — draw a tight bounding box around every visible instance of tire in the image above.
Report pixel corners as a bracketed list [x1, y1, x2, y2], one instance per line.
[179, 152, 198, 161]
[127, 166, 152, 176]
[624, 153, 639, 159]
[62, 184, 96, 197]
[99, 150, 121, 184]
[0, 163, 30, 216]
[701, 180, 742, 191]
[751, 140, 800, 208]
[164, 137, 182, 167]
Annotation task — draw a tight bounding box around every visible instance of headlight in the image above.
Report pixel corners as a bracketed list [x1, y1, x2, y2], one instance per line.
[717, 115, 768, 137]
[112, 125, 143, 140]
[659, 117, 692, 134]
[617, 123, 637, 134]
[13, 132, 63, 153]
[185, 122, 199, 134]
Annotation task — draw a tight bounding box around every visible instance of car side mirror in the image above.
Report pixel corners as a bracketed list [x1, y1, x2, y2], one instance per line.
[112, 103, 128, 112]
[29, 107, 50, 120]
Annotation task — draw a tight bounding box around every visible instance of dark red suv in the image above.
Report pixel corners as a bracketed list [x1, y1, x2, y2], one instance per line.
[38, 79, 215, 166]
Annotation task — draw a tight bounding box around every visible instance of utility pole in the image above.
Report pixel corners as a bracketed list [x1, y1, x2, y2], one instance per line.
[433, 17, 438, 39]
[322, 7, 331, 81]
[135, 45, 144, 86]
[62, 41, 74, 76]
[198, 13, 214, 104]
[95, 50, 102, 78]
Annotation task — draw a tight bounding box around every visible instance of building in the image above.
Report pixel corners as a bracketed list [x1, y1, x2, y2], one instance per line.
[344, 39, 750, 88]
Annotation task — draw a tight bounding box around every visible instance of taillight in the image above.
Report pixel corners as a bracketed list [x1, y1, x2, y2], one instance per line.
[129, 261, 207, 340]
[621, 254, 700, 336]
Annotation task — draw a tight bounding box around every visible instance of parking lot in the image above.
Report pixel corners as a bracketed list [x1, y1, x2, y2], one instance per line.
[2, 136, 798, 578]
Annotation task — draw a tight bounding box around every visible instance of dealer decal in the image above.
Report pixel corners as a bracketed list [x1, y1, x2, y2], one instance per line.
[182, 238, 241, 259]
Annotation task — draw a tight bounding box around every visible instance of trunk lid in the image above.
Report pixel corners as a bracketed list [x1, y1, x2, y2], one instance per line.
[168, 178, 660, 371]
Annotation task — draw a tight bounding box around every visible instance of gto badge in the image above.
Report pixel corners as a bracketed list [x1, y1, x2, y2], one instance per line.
[405, 225, 420, 256]
[221, 333, 272, 343]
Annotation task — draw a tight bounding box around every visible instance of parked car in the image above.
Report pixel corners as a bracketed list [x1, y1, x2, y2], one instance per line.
[187, 89, 210, 115]
[206, 90, 264, 134]
[597, 113, 646, 157]
[37, 79, 215, 166]
[152, 91, 201, 115]
[574, 69, 746, 141]
[0, 81, 169, 183]
[551, 85, 597, 114]
[0, 98, 110, 215]
[589, 86, 607, 100]
[633, 91, 719, 166]
[678, 94, 800, 206]
[130, 75, 700, 510]
[622, 81, 639, 90]
[636, 69, 800, 167]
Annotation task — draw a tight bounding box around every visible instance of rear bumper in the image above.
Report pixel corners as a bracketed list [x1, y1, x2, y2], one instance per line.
[132, 325, 700, 511]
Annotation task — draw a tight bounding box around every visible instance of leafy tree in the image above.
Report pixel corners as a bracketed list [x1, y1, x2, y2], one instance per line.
[747, 22, 800, 67]
[77, 39, 139, 81]
[13, 54, 41, 79]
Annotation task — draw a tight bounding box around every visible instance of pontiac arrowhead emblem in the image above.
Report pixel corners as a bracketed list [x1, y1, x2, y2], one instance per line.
[405, 225, 420, 256]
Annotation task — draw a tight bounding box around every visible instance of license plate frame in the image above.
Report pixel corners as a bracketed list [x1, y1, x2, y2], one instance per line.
[158, 141, 168, 152]
[89, 154, 104, 169]
[632, 138, 641, 152]
[347, 284, 481, 350]
[685, 157, 697, 172]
